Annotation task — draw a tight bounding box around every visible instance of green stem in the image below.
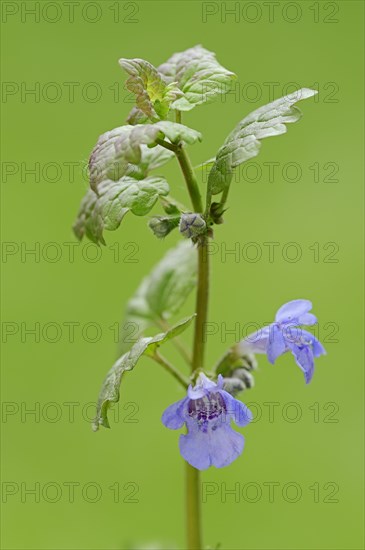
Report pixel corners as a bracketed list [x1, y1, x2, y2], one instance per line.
[185, 462, 202, 550]
[156, 136, 203, 213]
[155, 137, 177, 153]
[185, 233, 209, 550]
[156, 318, 192, 367]
[205, 181, 230, 220]
[219, 185, 230, 208]
[175, 147, 204, 213]
[151, 352, 189, 388]
[186, 235, 209, 550]
[172, 139, 209, 550]
[192, 234, 210, 379]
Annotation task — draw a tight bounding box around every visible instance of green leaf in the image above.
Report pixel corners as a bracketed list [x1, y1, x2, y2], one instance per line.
[89, 126, 175, 191]
[75, 116, 200, 243]
[207, 88, 318, 196]
[119, 58, 183, 120]
[115, 121, 201, 166]
[126, 106, 149, 125]
[119, 241, 198, 354]
[93, 315, 195, 430]
[138, 145, 174, 174]
[73, 176, 169, 244]
[89, 122, 201, 192]
[73, 189, 100, 243]
[158, 45, 236, 111]
[89, 126, 130, 190]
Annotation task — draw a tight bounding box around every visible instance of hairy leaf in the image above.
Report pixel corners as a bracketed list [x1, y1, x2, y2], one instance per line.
[158, 45, 236, 111]
[114, 121, 201, 165]
[73, 176, 169, 244]
[89, 126, 175, 191]
[126, 106, 149, 125]
[207, 88, 318, 195]
[75, 119, 199, 243]
[73, 189, 100, 243]
[93, 315, 195, 430]
[89, 122, 200, 192]
[138, 145, 174, 174]
[89, 126, 131, 190]
[119, 241, 198, 354]
[119, 58, 182, 120]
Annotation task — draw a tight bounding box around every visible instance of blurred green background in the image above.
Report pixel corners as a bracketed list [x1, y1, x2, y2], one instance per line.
[1, 1, 364, 549]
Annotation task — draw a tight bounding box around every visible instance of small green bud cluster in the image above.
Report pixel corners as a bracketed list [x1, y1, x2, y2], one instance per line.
[179, 213, 207, 239]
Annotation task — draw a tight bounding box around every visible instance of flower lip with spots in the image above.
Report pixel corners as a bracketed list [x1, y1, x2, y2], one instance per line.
[162, 373, 252, 470]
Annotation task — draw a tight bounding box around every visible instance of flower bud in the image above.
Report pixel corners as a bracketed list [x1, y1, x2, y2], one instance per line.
[222, 377, 246, 396]
[160, 197, 181, 215]
[210, 202, 226, 224]
[179, 213, 206, 239]
[232, 368, 255, 389]
[148, 215, 180, 238]
[234, 345, 258, 371]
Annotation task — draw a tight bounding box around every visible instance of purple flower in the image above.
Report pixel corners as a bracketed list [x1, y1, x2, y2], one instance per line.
[162, 373, 252, 470]
[241, 299, 326, 384]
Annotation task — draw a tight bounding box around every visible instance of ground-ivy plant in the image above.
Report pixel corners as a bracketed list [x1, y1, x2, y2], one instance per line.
[73, 45, 325, 550]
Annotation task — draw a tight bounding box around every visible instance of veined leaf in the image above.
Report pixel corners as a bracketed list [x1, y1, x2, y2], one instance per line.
[126, 106, 149, 125]
[89, 126, 175, 191]
[89, 126, 130, 190]
[124, 45, 235, 121]
[89, 122, 200, 191]
[73, 189, 100, 243]
[73, 176, 169, 245]
[76, 120, 199, 243]
[119, 58, 183, 120]
[93, 315, 196, 430]
[158, 45, 236, 111]
[138, 145, 174, 173]
[114, 121, 202, 165]
[119, 241, 198, 354]
[207, 88, 318, 196]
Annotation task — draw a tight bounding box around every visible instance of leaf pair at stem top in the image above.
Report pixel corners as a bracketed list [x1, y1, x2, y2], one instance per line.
[73, 44, 317, 245]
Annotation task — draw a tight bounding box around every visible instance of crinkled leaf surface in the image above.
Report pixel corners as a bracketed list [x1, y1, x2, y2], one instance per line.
[89, 126, 175, 191]
[126, 106, 149, 125]
[93, 315, 196, 430]
[159, 45, 236, 111]
[114, 121, 201, 165]
[138, 145, 174, 174]
[119, 58, 182, 120]
[124, 45, 236, 121]
[89, 122, 200, 191]
[73, 176, 169, 244]
[73, 189, 100, 244]
[207, 88, 318, 195]
[75, 118, 200, 243]
[119, 241, 198, 354]
[89, 126, 131, 190]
